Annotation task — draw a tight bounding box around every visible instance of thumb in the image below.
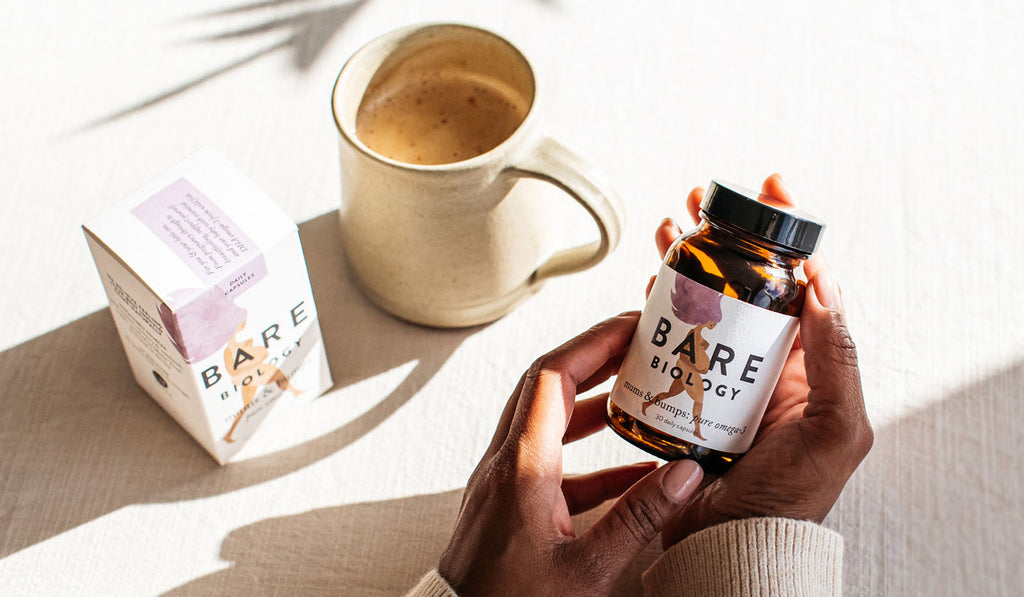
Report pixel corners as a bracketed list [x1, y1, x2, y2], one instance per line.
[800, 258, 870, 437]
[571, 459, 702, 575]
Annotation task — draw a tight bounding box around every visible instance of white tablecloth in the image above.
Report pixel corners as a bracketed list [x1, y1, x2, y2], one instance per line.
[2, 1, 1022, 595]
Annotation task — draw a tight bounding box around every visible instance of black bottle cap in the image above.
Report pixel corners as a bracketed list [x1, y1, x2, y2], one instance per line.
[700, 180, 824, 257]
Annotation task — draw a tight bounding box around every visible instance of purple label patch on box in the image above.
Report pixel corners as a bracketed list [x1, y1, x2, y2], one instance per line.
[131, 177, 267, 300]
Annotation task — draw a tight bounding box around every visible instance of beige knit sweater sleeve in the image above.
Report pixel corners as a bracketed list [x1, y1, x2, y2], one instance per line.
[642, 517, 843, 596]
[405, 517, 843, 597]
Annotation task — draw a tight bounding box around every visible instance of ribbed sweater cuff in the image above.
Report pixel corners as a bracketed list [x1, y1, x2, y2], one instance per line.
[642, 517, 843, 597]
[405, 570, 459, 597]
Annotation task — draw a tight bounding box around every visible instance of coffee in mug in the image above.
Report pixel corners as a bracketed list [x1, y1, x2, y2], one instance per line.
[356, 66, 529, 165]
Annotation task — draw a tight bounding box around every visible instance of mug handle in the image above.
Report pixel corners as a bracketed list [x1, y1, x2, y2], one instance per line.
[505, 136, 625, 283]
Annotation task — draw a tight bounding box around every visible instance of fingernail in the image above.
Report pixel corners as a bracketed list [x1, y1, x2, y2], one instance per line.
[661, 459, 702, 502]
[661, 217, 675, 228]
[813, 264, 841, 311]
[776, 173, 791, 195]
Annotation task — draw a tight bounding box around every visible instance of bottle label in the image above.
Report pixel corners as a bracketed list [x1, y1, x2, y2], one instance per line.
[610, 263, 799, 454]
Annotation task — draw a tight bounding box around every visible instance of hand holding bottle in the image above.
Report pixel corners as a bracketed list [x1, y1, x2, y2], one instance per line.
[653, 174, 873, 546]
[431, 175, 871, 595]
[437, 314, 704, 596]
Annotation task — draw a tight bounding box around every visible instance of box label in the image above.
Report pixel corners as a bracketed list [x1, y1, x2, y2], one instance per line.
[131, 177, 267, 300]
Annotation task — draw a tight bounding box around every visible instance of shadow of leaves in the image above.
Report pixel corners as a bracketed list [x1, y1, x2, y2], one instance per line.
[77, 0, 366, 131]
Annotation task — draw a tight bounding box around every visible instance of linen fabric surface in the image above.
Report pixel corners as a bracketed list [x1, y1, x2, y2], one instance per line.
[1, 1, 1022, 595]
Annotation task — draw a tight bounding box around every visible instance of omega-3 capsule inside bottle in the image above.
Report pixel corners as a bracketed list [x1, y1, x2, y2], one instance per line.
[606, 180, 824, 474]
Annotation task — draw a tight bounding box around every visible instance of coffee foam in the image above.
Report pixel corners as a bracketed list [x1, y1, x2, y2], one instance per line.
[356, 67, 529, 165]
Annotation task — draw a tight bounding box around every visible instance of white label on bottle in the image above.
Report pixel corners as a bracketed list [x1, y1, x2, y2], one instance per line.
[610, 263, 799, 454]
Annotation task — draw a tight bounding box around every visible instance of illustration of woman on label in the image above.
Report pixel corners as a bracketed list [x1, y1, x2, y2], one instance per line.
[641, 274, 723, 441]
[222, 324, 302, 443]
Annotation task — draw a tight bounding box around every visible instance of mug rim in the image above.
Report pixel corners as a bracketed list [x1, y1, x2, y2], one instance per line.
[331, 22, 539, 172]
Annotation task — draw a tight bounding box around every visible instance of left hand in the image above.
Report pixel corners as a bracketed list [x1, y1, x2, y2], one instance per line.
[437, 313, 704, 597]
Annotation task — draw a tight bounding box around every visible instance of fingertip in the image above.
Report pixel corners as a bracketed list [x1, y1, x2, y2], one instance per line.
[803, 254, 826, 280]
[761, 173, 797, 208]
[661, 459, 703, 502]
[658, 217, 680, 234]
[655, 218, 677, 235]
[799, 269, 862, 412]
[686, 187, 705, 224]
[805, 257, 842, 312]
[655, 219, 680, 258]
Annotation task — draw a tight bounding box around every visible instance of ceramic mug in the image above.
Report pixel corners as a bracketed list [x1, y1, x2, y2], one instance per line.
[331, 23, 624, 327]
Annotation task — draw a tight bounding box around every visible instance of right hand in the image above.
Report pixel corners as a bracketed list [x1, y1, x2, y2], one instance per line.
[655, 174, 874, 546]
[437, 314, 704, 597]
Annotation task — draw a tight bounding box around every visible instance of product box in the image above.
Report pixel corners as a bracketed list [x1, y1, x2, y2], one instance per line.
[83, 148, 333, 464]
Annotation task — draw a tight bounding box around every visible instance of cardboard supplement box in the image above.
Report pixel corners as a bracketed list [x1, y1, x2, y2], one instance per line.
[83, 148, 332, 464]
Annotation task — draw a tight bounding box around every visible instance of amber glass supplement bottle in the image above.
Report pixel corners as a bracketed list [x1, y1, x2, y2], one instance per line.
[607, 180, 824, 473]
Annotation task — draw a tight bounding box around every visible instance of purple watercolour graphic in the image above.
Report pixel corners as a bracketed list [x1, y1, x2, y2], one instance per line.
[158, 288, 247, 364]
[638, 271, 726, 429]
[670, 273, 723, 325]
[134, 177, 266, 363]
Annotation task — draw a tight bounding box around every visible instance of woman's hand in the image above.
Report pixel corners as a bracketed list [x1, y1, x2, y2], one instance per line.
[654, 174, 873, 546]
[438, 314, 704, 597]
